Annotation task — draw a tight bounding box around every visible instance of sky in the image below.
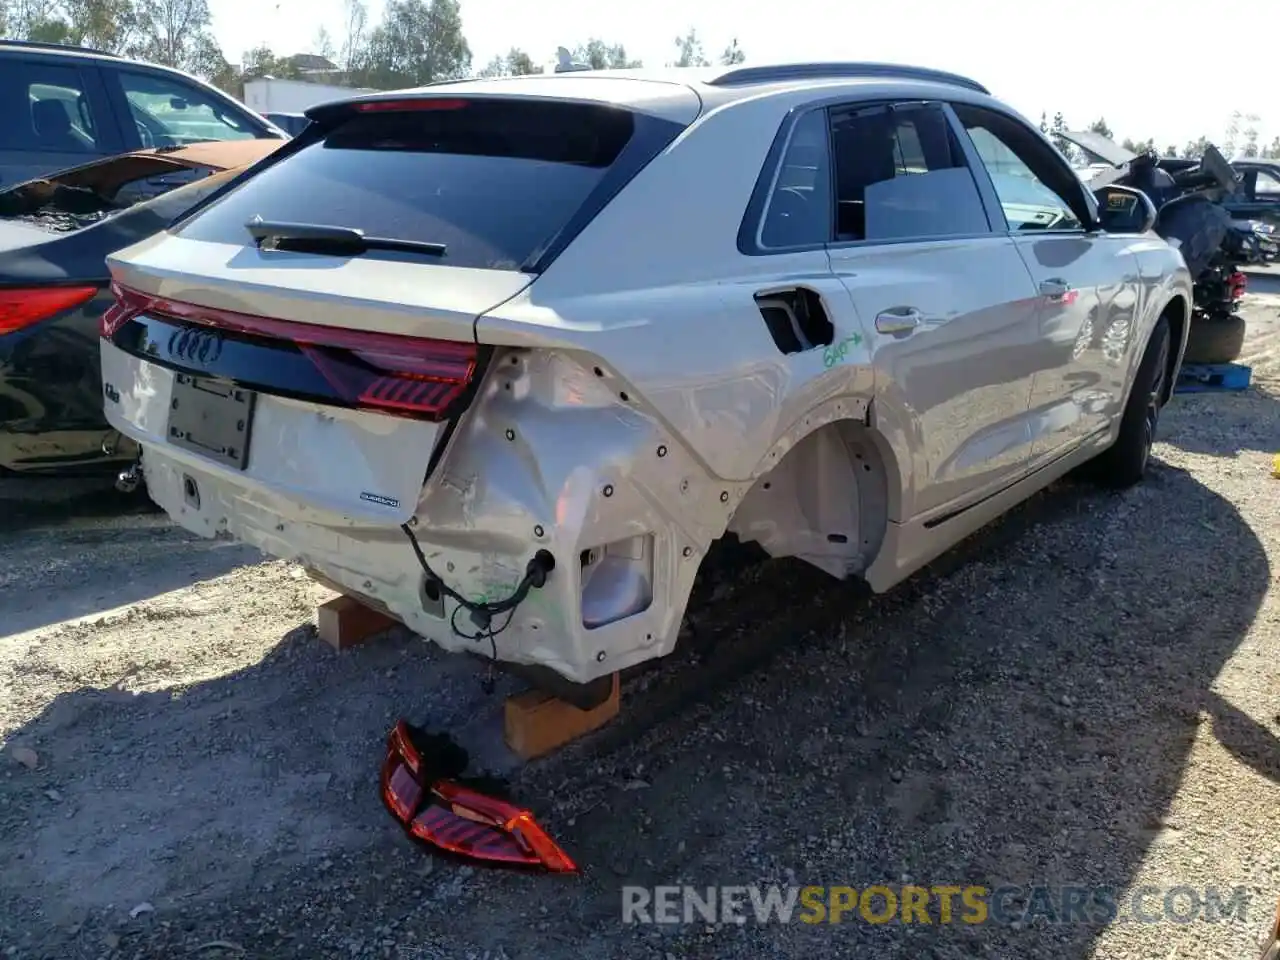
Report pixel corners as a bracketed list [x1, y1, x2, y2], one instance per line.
[209, 0, 1279, 151]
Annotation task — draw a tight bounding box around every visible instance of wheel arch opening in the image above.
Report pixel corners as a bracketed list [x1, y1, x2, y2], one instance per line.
[720, 418, 894, 580]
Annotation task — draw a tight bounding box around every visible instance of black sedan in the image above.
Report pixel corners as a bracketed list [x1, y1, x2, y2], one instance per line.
[0, 140, 281, 489]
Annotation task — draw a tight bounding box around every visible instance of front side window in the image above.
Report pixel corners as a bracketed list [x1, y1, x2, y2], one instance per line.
[952, 103, 1086, 232]
[117, 71, 260, 147]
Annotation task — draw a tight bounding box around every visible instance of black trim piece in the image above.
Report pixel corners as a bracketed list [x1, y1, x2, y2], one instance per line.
[708, 63, 989, 95]
[921, 436, 1104, 530]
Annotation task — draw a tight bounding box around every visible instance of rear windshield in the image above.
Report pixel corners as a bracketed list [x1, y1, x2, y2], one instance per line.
[175, 99, 638, 271]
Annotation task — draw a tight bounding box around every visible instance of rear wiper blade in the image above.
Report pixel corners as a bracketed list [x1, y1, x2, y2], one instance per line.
[245, 218, 447, 257]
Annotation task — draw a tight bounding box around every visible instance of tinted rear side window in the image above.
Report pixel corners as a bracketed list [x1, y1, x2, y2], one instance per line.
[177, 99, 653, 271]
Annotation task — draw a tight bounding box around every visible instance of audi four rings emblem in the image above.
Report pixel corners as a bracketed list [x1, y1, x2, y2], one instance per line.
[168, 328, 224, 366]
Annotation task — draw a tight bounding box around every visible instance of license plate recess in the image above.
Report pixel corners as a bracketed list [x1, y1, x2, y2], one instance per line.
[167, 374, 255, 470]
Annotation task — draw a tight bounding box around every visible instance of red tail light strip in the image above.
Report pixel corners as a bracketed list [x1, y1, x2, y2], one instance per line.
[104, 284, 481, 422]
[1, 285, 99, 336]
[354, 99, 470, 113]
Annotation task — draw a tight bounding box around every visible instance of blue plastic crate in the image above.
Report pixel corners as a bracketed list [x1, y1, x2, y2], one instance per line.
[1175, 362, 1252, 394]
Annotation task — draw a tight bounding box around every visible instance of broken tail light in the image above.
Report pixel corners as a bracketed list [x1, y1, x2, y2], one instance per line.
[380, 721, 577, 873]
[1230, 271, 1247, 301]
[1, 285, 99, 336]
[104, 285, 479, 422]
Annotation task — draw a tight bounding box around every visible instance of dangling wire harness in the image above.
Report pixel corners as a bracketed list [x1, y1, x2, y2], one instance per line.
[401, 522, 556, 692]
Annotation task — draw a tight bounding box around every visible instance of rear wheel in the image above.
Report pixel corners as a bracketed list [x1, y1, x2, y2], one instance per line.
[1085, 316, 1171, 489]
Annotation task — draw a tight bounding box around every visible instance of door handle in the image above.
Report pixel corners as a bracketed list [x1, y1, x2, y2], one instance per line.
[1039, 278, 1072, 301]
[875, 307, 923, 335]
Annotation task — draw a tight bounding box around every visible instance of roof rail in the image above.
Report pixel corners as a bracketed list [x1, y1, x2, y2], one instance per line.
[0, 39, 120, 58]
[707, 62, 989, 95]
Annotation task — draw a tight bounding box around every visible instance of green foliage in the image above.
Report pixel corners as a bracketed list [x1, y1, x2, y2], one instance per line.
[571, 38, 641, 70]
[670, 28, 708, 68]
[720, 38, 744, 66]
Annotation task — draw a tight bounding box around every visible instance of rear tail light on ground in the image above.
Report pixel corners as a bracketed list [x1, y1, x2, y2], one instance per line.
[0, 286, 98, 335]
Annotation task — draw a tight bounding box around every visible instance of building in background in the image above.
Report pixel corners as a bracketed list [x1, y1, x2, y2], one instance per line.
[242, 77, 379, 116]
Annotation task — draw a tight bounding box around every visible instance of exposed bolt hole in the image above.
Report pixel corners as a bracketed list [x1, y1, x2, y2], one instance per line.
[504, 382, 511, 390]
[596, 651, 606, 662]
[534, 524, 545, 537]
[593, 366, 604, 377]
[580, 549, 595, 567]
[762, 482, 772, 490]
[603, 484, 614, 498]
[619, 391, 630, 402]
[504, 428, 515, 441]
[657, 445, 667, 457]
[719, 491, 729, 503]
[827, 533, 848, 544]
[510, 355, 519, 365]
[864, 463, 872, 471]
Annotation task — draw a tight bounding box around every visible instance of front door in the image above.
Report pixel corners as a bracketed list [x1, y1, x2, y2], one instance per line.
[949, 102, 1142, 462]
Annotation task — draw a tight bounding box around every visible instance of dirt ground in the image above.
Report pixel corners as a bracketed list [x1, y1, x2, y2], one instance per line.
[3, 277, 1280, 960]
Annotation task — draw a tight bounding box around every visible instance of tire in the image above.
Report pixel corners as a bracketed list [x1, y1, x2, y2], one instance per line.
[1086, 316, 1171, 489]
[1183, 313, 1246, 364]
[1156, 195, 1231, 279]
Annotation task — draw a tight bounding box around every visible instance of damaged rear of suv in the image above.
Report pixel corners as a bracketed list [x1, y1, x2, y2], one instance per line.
[103, 66, 1189, 699]
[102, 79, 706, 693]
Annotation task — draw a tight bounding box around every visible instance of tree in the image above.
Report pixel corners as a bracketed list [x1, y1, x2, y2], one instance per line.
[570, 38, 641, 69]
[1049, 112, 1076, 164]
[1242, 114, 1261, 158]
[129, 0, 224, 75]
[1224, 110, 1241, 159]
[58, 0, 139, 52]
[1088, 117, 1113, 140]
[355, 0, 471, 88]
[1163, 144, 1178, 158]
[313, 26, 337, 65]
[1038, 112, 1048, 134]
[1264, 137, 1280, 160]
[1183, 135, 1212, 159]
[240, 43, 302, 81]
[477, 47, 540, 77]
[338, 0, 370, 76]
[670, 28, 708, 68]
[719, 37, 744, 66]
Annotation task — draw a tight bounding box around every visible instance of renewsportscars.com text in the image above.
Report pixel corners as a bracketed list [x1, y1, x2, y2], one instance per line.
[621, 884, 1254, 926]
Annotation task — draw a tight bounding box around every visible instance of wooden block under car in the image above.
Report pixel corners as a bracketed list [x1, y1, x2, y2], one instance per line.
[315, 593, 401, 651]
[504, 673, 621, 760]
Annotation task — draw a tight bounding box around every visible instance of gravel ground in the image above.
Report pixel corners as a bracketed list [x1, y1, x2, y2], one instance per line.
[3, 279, 1280, 960]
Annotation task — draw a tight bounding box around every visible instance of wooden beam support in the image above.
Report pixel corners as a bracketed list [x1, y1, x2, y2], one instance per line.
[503, 673, 621, 760]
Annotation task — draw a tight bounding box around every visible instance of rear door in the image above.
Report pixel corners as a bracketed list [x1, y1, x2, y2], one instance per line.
[0, 56, 121, 188]
[823, 99, 1043, 519]
[950, 102, 1141, 462]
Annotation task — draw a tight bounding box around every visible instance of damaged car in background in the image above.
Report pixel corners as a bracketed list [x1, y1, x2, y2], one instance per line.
[0, 140, 281, 491]
[101, 63, 1191, 706]
[1064, 128, 1261, 364]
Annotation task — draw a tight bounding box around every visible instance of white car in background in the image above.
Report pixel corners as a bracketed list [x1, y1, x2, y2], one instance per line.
[100, 63, 1191, 703]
